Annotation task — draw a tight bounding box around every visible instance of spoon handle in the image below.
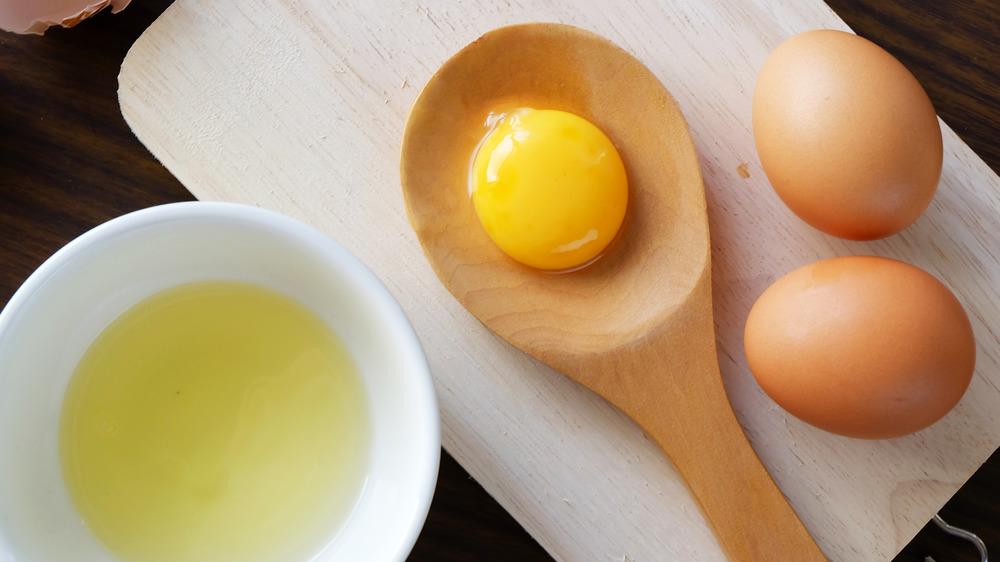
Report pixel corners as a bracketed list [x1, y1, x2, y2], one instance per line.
[636, 361, 826, 561]
[572, 284, 827, 561]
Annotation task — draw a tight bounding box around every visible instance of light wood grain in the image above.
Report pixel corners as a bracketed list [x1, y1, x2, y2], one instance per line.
[117, 1, 1000, 560]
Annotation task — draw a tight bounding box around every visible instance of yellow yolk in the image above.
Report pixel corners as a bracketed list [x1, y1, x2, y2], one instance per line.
[470, 108, 628, 271]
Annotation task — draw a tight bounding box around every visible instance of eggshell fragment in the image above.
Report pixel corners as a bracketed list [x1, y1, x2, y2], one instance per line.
[752, 30, 943, 240]
[744, 255, 975, 439]
[0, 0, 130, 35]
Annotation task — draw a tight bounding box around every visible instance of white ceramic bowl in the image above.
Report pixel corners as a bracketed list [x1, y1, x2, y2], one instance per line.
[0, 202, 440, 562]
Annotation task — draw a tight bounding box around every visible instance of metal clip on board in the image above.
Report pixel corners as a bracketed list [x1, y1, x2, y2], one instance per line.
[928, 514, 988, 562]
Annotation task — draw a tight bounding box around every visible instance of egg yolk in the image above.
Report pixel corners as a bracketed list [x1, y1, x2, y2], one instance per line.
[470, 108, 628, 271]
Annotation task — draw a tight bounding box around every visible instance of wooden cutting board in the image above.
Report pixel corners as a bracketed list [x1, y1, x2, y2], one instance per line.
[117, 1, 1000, 560]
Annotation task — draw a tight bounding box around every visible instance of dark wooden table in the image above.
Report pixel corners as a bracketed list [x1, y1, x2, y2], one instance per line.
[2, 1, 998, 560]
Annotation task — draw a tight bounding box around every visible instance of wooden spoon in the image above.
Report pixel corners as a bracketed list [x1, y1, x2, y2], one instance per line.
[400, 23, 826, 561]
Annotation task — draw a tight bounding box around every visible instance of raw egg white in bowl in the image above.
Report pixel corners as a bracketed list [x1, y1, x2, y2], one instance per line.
[0, 202, 439, 562]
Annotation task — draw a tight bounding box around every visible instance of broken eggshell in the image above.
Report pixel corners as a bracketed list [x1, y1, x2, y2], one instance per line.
[0, 0, 130, 35]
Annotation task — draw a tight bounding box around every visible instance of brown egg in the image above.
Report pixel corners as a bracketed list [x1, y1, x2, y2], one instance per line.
[744, 256, 975, 439]
[752, 30, 943, 240]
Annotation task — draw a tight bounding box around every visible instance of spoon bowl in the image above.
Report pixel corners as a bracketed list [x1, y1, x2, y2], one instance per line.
[401, 23, 825, 561]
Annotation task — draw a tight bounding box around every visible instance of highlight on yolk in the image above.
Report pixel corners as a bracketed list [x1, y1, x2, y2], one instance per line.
[469, 108, 628, 271]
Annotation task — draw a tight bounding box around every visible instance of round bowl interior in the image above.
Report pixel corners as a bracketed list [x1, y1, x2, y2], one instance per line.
[0, 201, 439, 562]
